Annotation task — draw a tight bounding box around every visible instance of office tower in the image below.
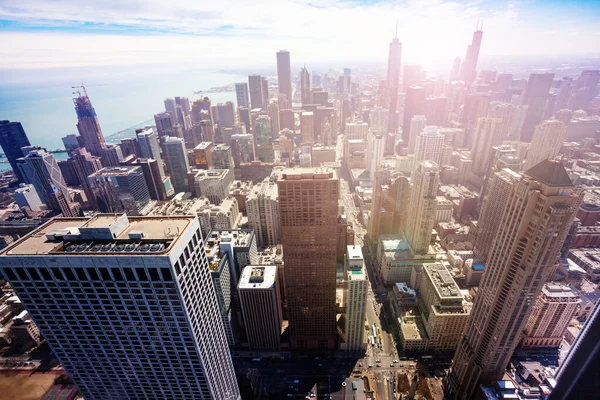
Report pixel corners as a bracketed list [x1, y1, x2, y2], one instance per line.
[522, 120, 566, 170]
[267, 102, 280, 137]
[470, 117, 504, 176]
[89, 166, 152, 214]
[368, 168, 401, 240]
[136, 127, 165, 177]
[301, 67, 311, 105]
[418, 263, 471, 351]
[450, 57, 461, 81]
[254, 115, 274, 163]
[164, 97, 178, 121]
[192, 169, 234, 204]
[522, 283, 580, 348]
[407, 115, 427, 153]
[343, 245, 368, 352]
[448, 160, 581, 400]
[278, 168, 339, 350]
[345, 122, 369, 141]
[62, 133, 84, 154]
[301, 112, 314, 143]
[402, 86, 425, 145]
[261, 77, 269, 108]
[192, 142, 213, 169]
[69, 147, 103, 208]
[548, 301, 600, 399]
[0, 214, 240, 399]
[132, 158, 168, 201]
[567, 70, 600, 111]
[387, 35, 402, 139]
[406, 161, 439, 254]
[154, 112, 175, 138]
[230, 134, 255, 167]
[460, 26, 483, 85]
[18, 149, 71, 213]
[73, 89, 106, 157]
[247, 175, 281, 247]
[279, 109, 295, 131]
[248, 74, 264, 110]
[235, 82, 249, 108]
[191, 97, 212, 124]
[238, 266, 283, 350]
[0, 121, 31, 182]
[276, 50, 292, 103]
[503, 104, 528, 140]
[414, 126, 444, 168]
[13, 184, 43, 211]
[520, 73, 555, 142]
[369, 107, 389, 135]
[212, 144, 235, 170]
[216, 102, 236, 130]
[368, 132, 385, 181]
[99, 145, 124, 168]
[161, 137, 190, 193]
[48, 184, 82, 218]
[462, 92, 491, 148]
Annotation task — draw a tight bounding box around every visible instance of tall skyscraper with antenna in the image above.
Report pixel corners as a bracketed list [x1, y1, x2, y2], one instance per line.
[386, 23, 402, 154]
[73, 85, 106, 157]
[460, 22, 484, 85]
[277, 50, 293, 104]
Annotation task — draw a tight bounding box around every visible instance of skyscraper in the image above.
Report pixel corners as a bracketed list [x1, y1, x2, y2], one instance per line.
[470, 117, 504, 176]
[460, 26, 483, 85]
[413, 125, 444, 168]
[448, 160, 581, 400]
[238, 265, 283, 350]
[301, 112, 314, 143]
[262, 77, 269, 108]
[278, 168, 339, 350]
[235, 82, 250, 108]
[249, 74, 264, 110]
[405, 161, 439, 254]
[161, 136, 190, 193]
[277, 50, 293, 104]
[520, 73, 555, 142]
[247, 175, 281, 247]
[407, 115, 427, 153]
[88, 166, 152, 215]
[522, 120, 566, 170]
[343, 245, 368, 352]
[267, 102, 280, 137]
[136, 127, 165, 177]
[154, 112, 175, 138]
[0, 120, 31, 182]
[301, 67, 311, 105]
[0, 214, 240, 399]
[387, 35, 402, 139]
[73, 89, 106, 156]
[254, 115, 274, 163]
[402, 86, 425, 145]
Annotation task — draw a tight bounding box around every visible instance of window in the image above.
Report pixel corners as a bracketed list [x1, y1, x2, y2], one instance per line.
[75, 268, 87, 280]
[87, 268, 100, 281]
[99, 268, 112, 280]
[123, 268, 135, 280]
[162, 268, 173, 281]
[136, 268, 148, 281]
[112, 268, 124, 281]
[62, 268, 75, 280]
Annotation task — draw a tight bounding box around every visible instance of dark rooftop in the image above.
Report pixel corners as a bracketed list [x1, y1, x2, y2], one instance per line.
[525, 159, 572, 187]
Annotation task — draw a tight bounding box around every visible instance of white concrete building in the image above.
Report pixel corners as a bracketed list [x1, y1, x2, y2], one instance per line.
[343, 245, 368, 352]
[0, 214, 240, 399]
[192, 169, 234, 204]
[247, 176, 281, 248]
[13, 184, 44, 211]
[413, 125, 444, 170]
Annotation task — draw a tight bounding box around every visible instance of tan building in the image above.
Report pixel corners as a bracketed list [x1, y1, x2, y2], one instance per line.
[278, 168, 339, 350]
[238, 266, 282, 350]
[522, 283, 580, 348]
[418, 263, 471, 351]
[522, 120, 566, 171]
[191, 169, 233, 204]
[342, 246, 368, 352]
[311, 146, 336, 167]
[448, 160, 582, 400]
[301, 112, 314, 143]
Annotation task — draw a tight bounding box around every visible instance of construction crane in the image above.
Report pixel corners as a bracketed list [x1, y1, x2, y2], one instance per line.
[71, 83, 108, 97]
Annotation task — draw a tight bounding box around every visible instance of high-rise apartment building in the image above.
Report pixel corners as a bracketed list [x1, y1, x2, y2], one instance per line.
[405, 161, 439, 254]
[520, 73, 555, 142]
[73, 90, 106, 156]
[247, 174, 281, 247]
[0, 120, 31, 182]
[276, 50, 293, 104]
[161, 136, 190, 193]
[460, 27, 483, 85]
[238, 265, 283, 350]
[343, 246, 368, 352]
[448, 160, 581, 399]
[301, 67, 311, 105]
[413, 126, 444, 168]
[278, 168, 339, 350]
[522, 283, 580, 348]
[248, 74, 264, 110]
[470, 117, 504, 176]
[235, 82, 250, 108]
[522, 120, 566, 170]
[0, 214, 240, 399]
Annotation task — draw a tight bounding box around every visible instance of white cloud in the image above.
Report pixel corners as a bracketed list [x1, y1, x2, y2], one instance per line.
[0, 0, 599, 70]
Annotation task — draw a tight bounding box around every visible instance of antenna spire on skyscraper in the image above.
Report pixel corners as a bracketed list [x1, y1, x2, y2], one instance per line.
[395, 19, 398, 38]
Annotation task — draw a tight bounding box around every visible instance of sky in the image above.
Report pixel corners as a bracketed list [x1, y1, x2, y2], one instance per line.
[1, 0, 600, 73]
